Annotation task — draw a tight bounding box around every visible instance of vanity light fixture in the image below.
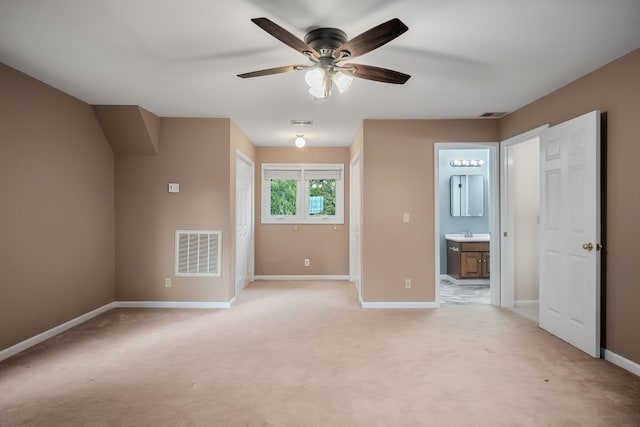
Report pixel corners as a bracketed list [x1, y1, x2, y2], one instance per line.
[450, 160, 485, 167]
[294, 135, 306, 148]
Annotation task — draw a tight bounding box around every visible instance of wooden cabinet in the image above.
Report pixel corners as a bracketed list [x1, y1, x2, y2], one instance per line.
[446, 240, 490, 279]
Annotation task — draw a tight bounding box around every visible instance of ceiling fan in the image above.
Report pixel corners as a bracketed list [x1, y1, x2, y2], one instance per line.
[237, 17, 411, 99]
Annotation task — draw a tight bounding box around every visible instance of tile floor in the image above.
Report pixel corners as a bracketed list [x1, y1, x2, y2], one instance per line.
[439, 279, 490, 305]
[439, 279, 540, 323]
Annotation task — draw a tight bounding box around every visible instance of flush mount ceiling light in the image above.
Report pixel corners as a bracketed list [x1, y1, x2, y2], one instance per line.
[237, 18, 411, 100]
[294, 135, 306, 148]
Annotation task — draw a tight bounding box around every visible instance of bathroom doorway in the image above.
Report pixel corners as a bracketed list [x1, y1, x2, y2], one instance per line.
[434, 143, 500, 305]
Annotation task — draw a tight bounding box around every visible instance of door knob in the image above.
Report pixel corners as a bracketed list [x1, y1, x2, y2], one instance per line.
[582, 242, 594, 251]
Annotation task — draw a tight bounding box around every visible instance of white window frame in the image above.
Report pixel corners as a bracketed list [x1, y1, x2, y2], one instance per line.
[261, 163, 344, 224]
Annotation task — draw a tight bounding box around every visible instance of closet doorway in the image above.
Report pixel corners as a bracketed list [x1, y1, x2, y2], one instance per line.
[500, 126, 547, 321]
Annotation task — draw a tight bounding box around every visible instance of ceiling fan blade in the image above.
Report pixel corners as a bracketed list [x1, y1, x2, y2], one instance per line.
[251, 18, 319, 58]
[343, 63, 411, 84]
[237, 65, 308, 79]
[334, 18, 408, 60]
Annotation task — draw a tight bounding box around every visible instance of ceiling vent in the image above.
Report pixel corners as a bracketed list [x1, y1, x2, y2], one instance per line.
[479, 112, 508, 118]
[291, 120, 313, 126]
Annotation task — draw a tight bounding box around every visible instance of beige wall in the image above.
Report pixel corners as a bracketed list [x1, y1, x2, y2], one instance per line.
[499, 48, 640, 365]
[512, 139, 540, 302]
[254, 147, 350, 276]
[115, 118, 245, 302]
[0, 64, 115, 350]
[3, 46, 639, 368]
[361, 120, 498, 302]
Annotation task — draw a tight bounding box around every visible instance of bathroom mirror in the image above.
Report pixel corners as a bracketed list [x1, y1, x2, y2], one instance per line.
[450, 175, 484, 217]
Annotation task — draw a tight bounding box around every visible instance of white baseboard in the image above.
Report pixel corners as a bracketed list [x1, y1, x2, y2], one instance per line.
[514, 300, 539, 307]
[604, 349, 640, 377]
[254, 275, 350, 281]
[0, 298, 236, 362]
[114, 300, 234, 309]
[360, 301, 440, 309]
[0, 302, 117, 363]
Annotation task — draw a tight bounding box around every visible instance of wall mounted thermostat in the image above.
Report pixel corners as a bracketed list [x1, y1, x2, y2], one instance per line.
[168, 183, 180, 193]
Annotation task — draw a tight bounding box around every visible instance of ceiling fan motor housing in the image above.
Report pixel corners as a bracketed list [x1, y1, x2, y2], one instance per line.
[304, 28, 348, 58]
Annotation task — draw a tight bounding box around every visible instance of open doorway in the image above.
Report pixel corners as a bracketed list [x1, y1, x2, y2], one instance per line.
[434, 143, 500, 306]
[500, 125, 547, 321]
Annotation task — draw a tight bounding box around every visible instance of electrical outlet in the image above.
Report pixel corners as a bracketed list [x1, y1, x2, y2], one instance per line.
[405, 279, 411, 289]
[165, 278, 172, 288]
[304, 258, 310, 267]
[403, 213, 410, 223]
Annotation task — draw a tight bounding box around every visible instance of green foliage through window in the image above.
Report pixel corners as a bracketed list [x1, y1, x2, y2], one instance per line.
[262, 164, 344, 224]
[270, 179, 297, 215]
[308, 179, 336, 216]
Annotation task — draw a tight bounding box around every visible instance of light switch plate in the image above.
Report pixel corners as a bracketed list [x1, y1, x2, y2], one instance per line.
[168, 183, 179, 193]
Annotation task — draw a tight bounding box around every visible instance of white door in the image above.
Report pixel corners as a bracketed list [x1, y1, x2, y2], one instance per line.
[350, 153, 362, 298]
[235, 152, 254, 296]
[539, 110, 601, 357]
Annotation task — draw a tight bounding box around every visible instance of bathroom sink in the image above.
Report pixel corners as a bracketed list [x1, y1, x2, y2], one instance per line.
[444, 233, 490, 242]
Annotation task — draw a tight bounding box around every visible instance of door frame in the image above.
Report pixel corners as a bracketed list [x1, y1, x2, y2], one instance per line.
[350, 151, 362, 301]
[434, 142, 500, 306]
[234, 149, 255, 297]
[499, 125, 549, 308]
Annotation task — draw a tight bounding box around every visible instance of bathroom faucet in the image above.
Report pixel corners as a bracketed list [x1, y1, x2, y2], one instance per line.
[464, 229, 473, 237]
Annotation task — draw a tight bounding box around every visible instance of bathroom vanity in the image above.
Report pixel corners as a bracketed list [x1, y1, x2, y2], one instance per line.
[445, 234, 490, 279]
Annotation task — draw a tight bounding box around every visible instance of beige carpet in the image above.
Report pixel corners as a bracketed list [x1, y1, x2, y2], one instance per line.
[1, 280, 639, 426]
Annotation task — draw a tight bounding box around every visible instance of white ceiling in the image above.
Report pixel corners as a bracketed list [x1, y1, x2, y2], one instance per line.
[1, 0, 639, 147]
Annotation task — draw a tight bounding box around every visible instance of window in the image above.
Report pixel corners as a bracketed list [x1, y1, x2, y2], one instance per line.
[262, 163, 344, 224]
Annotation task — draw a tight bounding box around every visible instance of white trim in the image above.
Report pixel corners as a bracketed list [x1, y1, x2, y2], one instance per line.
[254, 275, 350, 281]
[114, 300, 235, 309]
[0, 302, 117, 362]
[235, 149, 255, 297]
[514, 300, 539, 307]
[361, 301, 440, 309]
[261, 163, 345, 225]
[501, 125, 550, 146]
[434, 142, 500, 306]
[434, 146, 441, 305]
[604, 349, 640, 377]
[499, 124, 549, 308]
[349, 150, 363, 304]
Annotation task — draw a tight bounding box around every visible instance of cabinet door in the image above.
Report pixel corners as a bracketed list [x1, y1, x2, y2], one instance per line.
[481, 252, 490, 278]
[446, 241, 461, 277]
[460, 252, 483, 278]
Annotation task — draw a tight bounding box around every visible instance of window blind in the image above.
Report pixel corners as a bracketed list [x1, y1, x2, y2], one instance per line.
[263, 169, 302, 180]
[304, 169, 342, 180]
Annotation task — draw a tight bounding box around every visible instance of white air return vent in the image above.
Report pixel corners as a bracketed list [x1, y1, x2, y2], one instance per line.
[175, 230, 221, 277]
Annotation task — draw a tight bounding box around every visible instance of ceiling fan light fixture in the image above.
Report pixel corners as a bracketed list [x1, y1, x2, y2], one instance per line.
[304, 68, 324, 89]
[305, 67, 332, 99]
[333, 71, 353, 93]
[308, 86, 329, 99]
[238, 18, 411, 99]
[294, 135, 306, 148]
